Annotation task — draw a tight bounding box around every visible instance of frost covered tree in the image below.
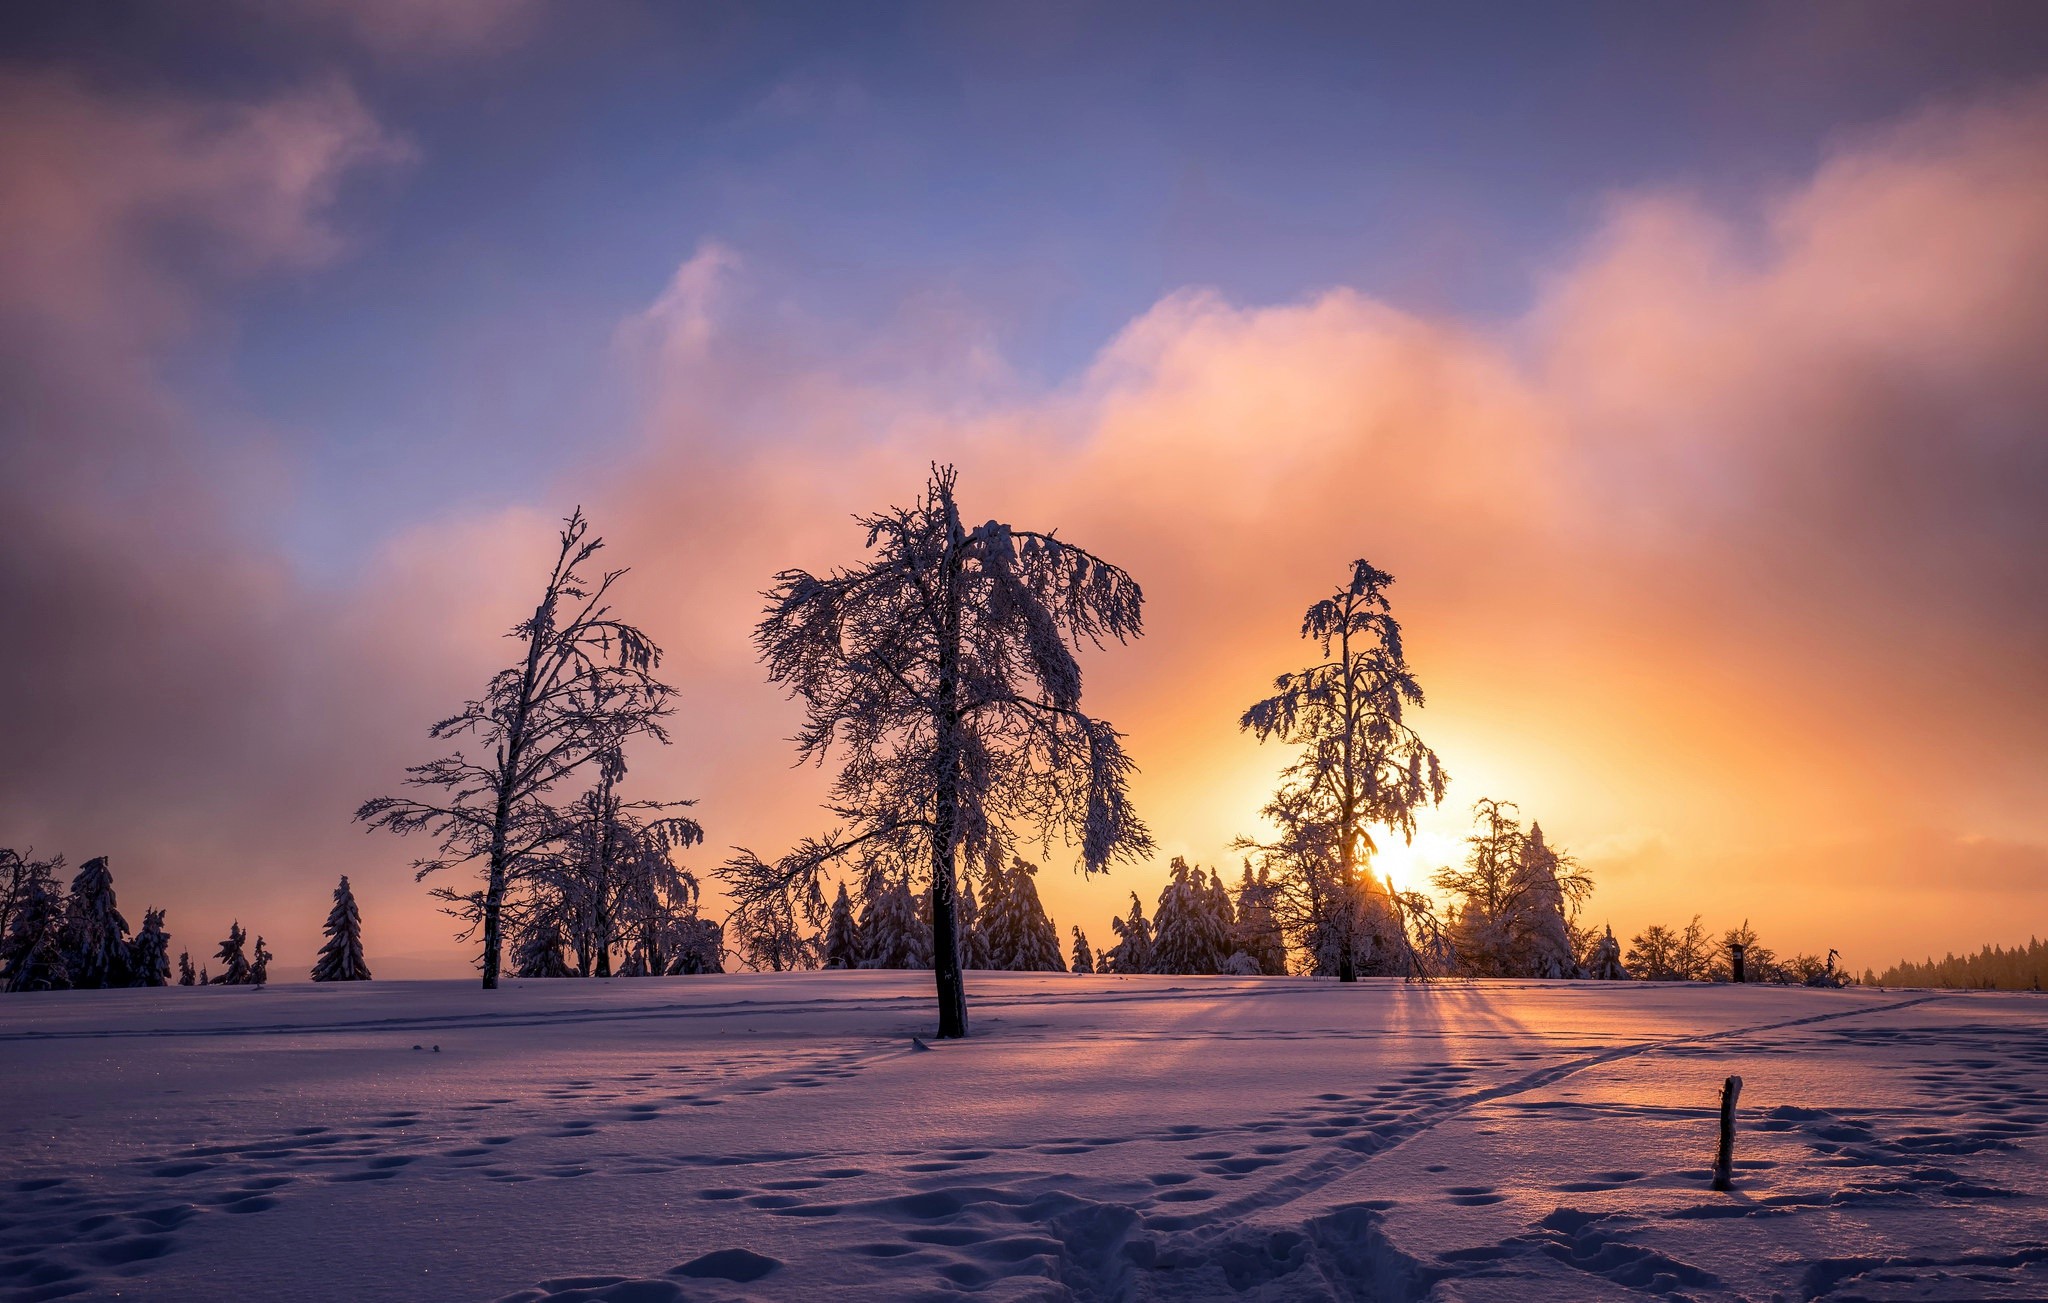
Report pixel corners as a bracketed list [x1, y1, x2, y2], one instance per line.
[1, 849, 62, 946]
[1231, 864, 1288, 976]
[1673, 916, 1714, 981]
[615, 854, 715, 977]
[357, 509, 676, 990]
[213, 922, 252, 985]
[311, 876, 372, 982]
[1153, 858, 1232, 975]
[860, 867, 931, 970]
[719, 465, 1149, 1037]
[1435, 802, 1592, 978]
[983, 858, 1065, 971]
[177, 949, 196, 986]
[0, 853, 67, 992]
[956, 873, 992, 970]
[662, 917, 725, 975]
[59, 857, 132, 989]
[1241, 561, 1446, 981]
[1586, 925, 1629, 980]
[130, 909, 171, 987]
[1071, 925, 1095, 974]
[1104, 892, 1154, 974]
[249, 936, 273, 987]
[1626, 924, 1679, 981]
[512, 917, 574, 977]
[728, 886, 819, 973]
[537, 748, 703, 977]
[821, 882, 860, 969]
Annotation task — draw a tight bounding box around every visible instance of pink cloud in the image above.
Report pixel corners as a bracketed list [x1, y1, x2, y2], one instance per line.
[4, 77, 2045, 978]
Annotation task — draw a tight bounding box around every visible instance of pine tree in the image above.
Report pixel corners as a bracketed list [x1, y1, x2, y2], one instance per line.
[311, 876, 372, 982]
[249, 936, 273, 986]
[982, 858, 1063, 971]
[177, 950, 196, 986]
[1153, 858, 1222, 975]
[213, 922, 252, 985]
[60, 857, 132, 989]
[1070, 926, 1095, 974]
[821, 882, 860, 969]
[863, 873, 930, 969]
[1009, 860, 1065, 971]
[1105, 892, 1155, 974]
[1, 863, 68, 992]
[514, 918, 574, 977]
[1586, 925, 1629, 979]
[1231, 864, 1288, 975]
[130, 909, 172, 987]
[199, 965, 210, 984]
[956, 873, 992, 970]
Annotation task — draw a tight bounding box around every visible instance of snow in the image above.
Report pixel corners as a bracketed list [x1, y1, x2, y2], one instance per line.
[3, 975, 2044, 1301]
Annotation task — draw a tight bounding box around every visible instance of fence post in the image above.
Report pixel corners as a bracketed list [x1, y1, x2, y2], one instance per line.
[1712, 1075, 1744, 1191]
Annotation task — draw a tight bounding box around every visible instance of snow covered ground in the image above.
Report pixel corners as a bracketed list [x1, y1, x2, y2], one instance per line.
[2, 975, 2044, 1302]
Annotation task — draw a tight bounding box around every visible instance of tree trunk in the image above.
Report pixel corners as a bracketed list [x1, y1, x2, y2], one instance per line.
[930, 483, 969, 1040]
[481, 856, 505, 990]
[931, 834, 966, 1038]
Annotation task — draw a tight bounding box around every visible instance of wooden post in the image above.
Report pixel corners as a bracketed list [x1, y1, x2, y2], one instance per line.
[1711, 1075, 1743, 1191]
[1729, 942, 1747, 984]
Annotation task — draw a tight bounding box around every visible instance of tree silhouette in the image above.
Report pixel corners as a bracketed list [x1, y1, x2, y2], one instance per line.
[1241, 561, 1445, 981]
[357, 509, 674, 989]
[720, 465, 1150, 1037]
[312, 876, 372, 982]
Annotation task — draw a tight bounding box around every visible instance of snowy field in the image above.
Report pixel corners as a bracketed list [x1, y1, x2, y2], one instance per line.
[2, 976, 2044, 1302]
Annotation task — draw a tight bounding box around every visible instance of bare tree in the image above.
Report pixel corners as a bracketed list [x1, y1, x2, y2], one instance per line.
[356, 509, 674, 989]
[720, 464, 1150, 1037]
[1241, 560, 1446, 981]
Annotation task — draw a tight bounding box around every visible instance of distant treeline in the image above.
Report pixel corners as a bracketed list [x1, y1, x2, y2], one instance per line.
[1872, 939, 2048, 991]
[2, 850, 373, 991]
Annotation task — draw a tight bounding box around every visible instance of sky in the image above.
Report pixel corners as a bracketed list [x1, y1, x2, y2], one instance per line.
[2, 2, 2045, 979]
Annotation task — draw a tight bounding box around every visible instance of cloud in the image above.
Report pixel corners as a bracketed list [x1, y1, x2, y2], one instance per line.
[0, 73, 416, 969]
[3, 78, 2044, 976]
[282, 0, 550, 63]
[574, 82, 2048, 966]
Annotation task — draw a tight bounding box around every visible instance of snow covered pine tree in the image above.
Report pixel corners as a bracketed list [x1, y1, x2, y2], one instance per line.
[1105, 892, 1155, 974]
[213, 922, 252, 985]
[59, 857, 132, 989]
[130, 909, 172, 987]
[312, 876, 372, 981]
[1071, 926, 1095, 974]
[822, 882, 860, 969]
[177, 949, 196, 986]
[1241, 561, 1447, 981]
[720, 465, 1149, 1038]
[983, 858, 1065, 971]
[249, 936, 273, 986]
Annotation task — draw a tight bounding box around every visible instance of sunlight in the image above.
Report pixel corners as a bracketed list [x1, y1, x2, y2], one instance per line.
[1367, 827, 1464, 900]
